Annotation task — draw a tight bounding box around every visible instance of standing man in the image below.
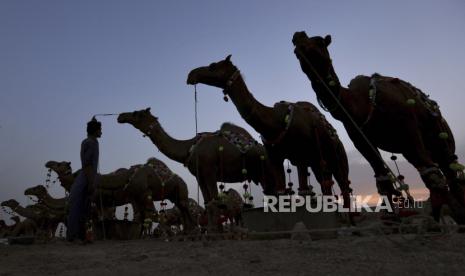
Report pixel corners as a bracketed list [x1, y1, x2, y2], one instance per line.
[67, 117, 101, 242]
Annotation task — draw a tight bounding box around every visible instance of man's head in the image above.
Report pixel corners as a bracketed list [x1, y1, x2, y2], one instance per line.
[87, 117, 102, 138]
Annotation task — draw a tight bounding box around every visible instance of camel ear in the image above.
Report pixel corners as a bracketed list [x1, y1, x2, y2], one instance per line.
[225, 55, 232, 62]
[66, 162, 71, 166]
[145, 107, 151, 113]
[324, 35, 332, 47]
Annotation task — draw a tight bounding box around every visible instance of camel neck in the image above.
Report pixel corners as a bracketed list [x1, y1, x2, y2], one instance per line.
[306, 64, 348, 121]
[224, 74, 280, 138]
[142, 118, 197, 164]
[39, 192, 65, 208]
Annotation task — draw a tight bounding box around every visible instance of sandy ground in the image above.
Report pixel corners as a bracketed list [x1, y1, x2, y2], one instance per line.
[1, 234, 465, 276]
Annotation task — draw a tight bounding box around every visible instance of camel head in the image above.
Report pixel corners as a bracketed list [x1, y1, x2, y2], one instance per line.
[24, 185, 47, 199]
[187, 55, 237, 89]
[45, 161, 72, 177]
[1, 199, 19, 210]
[0, 220, 5, 228]
[118, 108, 156, 130]
[292, 31, 333, 75]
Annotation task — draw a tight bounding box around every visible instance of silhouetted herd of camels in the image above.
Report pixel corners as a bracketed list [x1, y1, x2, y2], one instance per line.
[2, 31, 465, 240]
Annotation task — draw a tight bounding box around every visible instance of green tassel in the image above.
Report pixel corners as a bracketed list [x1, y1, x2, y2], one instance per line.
[449, 163, 465, 171]
[242, 168, 248, 175]
[406, 99, 416, 106]
[369, 89, 375, 98]
[439, 132, 449, 139]
[400, 184, 409, 191]
[284, 115, 290, 124]
[329, 80, 336, 86]
[218, 146, 224, 152]
[260, 155, 266, 161]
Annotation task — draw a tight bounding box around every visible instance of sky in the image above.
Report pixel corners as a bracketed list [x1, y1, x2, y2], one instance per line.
[1, 0, 465, 222]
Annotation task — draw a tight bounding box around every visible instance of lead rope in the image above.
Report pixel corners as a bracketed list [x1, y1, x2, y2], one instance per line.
[97, 164, 106, 241]
[295, 49, 403, 193]
[92, 114, 110, 241]
[194, 85, 200, 206]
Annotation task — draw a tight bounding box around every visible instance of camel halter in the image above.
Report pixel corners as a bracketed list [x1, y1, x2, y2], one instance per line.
[294, 47, 404, 194]
[222, 69, 241, 102]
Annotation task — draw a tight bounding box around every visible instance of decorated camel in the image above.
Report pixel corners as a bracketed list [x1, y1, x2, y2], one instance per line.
[24, 185, 67, 212]
[118, 108, 281, 229]
[46, 159, 196, 232]
[156, 198, 204, 230]
[129, 157, 196, 232]
[292, 31, 465, 222]
[212, 188, 244, 229]
[187, 55, 352, 204]
[45, 160, 153, 223]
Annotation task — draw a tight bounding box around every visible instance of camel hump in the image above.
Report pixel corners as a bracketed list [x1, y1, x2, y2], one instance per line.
[146, 157, 168, 170]
[113, 168, 129, 175]
[348, 75, 371, 91]
[295, 101, 320, 112]
[225, 188, 244, 211]
[273, 100, 295, 110]
[220, 122, 255, 140]
[226, 188, 243, 202]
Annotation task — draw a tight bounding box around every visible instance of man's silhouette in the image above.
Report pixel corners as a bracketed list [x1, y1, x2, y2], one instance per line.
[67, 117, 101, 242]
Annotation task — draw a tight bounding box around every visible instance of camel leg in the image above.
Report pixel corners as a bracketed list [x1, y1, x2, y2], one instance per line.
[177, 200, 195, 233]
[400, 127, 452, 222]
[330, 140, 352, 212]
[429, 120, 465, 205]
[427, 121, 465, 223]
[171, 182, 196, 233]
[269, 157, 286, 194]
[346, 129, 399, 200]
[297, 165, 313, 195]
[196, 170, 218, 233]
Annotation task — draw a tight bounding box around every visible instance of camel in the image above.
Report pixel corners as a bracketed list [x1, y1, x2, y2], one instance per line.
[24, 185, 67, 212]
[292, 31, 465, 222]
[187, 55, 352, 203]
[211, 188, 244, 228]
[45, 158, 196, 232]
[155, 198, 204, 229]
[118, 108, 280, 229]
[129, 157, 196, 232]
[45, 160, 152, 223]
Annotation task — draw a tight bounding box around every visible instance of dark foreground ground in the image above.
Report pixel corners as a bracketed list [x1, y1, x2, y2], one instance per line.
[1, 233, 465, 276]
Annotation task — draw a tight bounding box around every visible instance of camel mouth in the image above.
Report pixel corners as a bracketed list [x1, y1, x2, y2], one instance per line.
[292, 31, 310, 47]
[45, 161, 55, 169]
[117, 114, 127, 123]
[186, 70, 200, 85]
[292, 31, 312, 58]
